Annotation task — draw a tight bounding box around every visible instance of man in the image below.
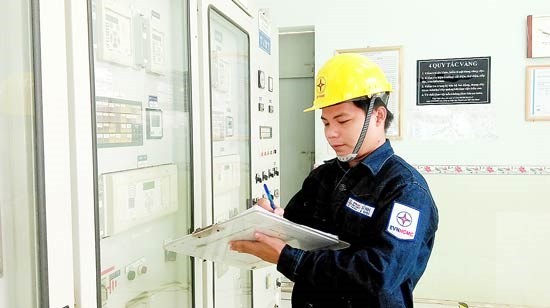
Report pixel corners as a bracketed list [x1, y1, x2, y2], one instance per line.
[231, 53, 438, 307]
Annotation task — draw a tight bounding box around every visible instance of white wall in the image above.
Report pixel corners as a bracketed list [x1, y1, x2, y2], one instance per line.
[257, 0, 550, 306]
[258, 0, 550, 165]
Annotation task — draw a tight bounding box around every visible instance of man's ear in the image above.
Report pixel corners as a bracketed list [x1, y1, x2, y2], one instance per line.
[374, 106, 387, 126]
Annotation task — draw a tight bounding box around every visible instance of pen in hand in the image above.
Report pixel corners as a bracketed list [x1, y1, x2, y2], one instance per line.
[262, 183, 276, 210]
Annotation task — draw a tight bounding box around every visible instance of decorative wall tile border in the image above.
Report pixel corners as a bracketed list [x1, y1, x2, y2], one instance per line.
[415, 297, 539, 307]
[414, 165, 550, 175]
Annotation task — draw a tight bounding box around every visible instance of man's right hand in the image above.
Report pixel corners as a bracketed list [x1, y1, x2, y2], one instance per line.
[257, 198, 284, 216]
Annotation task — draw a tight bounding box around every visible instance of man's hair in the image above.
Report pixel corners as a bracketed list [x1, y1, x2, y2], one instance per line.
[353, 95, 394, 131]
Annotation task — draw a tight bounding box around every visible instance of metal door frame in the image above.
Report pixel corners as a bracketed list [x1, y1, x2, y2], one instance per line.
[196, 1, 255, 307]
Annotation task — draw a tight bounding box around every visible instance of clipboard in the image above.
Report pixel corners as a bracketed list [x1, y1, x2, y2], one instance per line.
[164, 206, 350, 269]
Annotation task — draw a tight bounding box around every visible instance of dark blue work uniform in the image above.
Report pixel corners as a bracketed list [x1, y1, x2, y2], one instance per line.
[277, 140, 438, 308]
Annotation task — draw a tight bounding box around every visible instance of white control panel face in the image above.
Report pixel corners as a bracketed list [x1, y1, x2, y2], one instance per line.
[98, 4, 134, 66]
[100, 164, 178, 237]
[251, 8, 282, 308]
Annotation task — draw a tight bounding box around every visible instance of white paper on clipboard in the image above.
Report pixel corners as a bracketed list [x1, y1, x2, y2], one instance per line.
[164, 206, 349, 269]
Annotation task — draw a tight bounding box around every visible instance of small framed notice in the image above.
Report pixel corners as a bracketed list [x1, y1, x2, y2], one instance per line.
[417, 57, 491, 106]
[527, 15, 550, 58]
[525, 65, 550, 121]
[335, 46, 403, 139]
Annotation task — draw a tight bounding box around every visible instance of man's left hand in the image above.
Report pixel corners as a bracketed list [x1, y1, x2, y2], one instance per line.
[230, 232, 286, 264]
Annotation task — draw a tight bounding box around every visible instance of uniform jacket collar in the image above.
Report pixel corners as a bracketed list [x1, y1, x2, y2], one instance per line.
[359, 139, 394, 176]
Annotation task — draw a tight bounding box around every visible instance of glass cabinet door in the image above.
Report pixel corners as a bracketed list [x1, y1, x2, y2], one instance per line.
[90, 0, 193, 306]
[208, 8, 252, 308]
[0, 0, 41, 307]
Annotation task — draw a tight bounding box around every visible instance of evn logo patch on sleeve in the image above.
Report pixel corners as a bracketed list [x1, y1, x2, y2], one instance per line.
[386, 202, 420, 240]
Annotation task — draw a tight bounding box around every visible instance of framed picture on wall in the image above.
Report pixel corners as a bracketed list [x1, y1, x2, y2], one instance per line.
[527, 15, 550, 58]
[335, 46, 403, 139]
[525, 65, 550, 121]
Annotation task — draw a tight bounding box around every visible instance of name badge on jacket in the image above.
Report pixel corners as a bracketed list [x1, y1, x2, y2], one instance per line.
[345, 197, 375, 218]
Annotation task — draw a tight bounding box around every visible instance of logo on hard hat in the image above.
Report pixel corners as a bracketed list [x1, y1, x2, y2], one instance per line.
[316, 77, 326, 98]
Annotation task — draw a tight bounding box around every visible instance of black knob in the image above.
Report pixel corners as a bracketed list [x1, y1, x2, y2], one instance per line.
[127, 270, 136, 281]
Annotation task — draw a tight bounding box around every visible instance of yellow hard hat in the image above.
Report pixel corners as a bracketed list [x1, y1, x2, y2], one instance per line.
[304, 53, 392, 112]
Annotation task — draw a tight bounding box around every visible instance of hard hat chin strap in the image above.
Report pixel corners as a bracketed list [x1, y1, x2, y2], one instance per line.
[336, 96, 376, 163]
[336, 153, 358, 162]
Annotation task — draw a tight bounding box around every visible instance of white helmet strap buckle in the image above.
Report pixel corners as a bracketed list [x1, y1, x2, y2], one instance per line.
[337, 153, 358, 162]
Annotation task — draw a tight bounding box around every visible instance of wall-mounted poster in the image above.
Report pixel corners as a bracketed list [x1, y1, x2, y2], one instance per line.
[527, 15, 550, 58]
[417, 57, 491, 106]
[336, 46, 403, 139]
[525, 65, 550, 121]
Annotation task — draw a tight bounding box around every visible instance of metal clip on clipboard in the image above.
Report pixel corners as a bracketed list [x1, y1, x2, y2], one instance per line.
[192, 224, 224, 238]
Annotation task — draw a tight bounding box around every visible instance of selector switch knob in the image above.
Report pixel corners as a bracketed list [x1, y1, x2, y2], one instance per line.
[127, 270, 136, 281]
[138, 265, 148, 275]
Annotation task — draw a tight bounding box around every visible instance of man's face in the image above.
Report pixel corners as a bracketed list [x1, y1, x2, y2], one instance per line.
[321, 101, 368, 157]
